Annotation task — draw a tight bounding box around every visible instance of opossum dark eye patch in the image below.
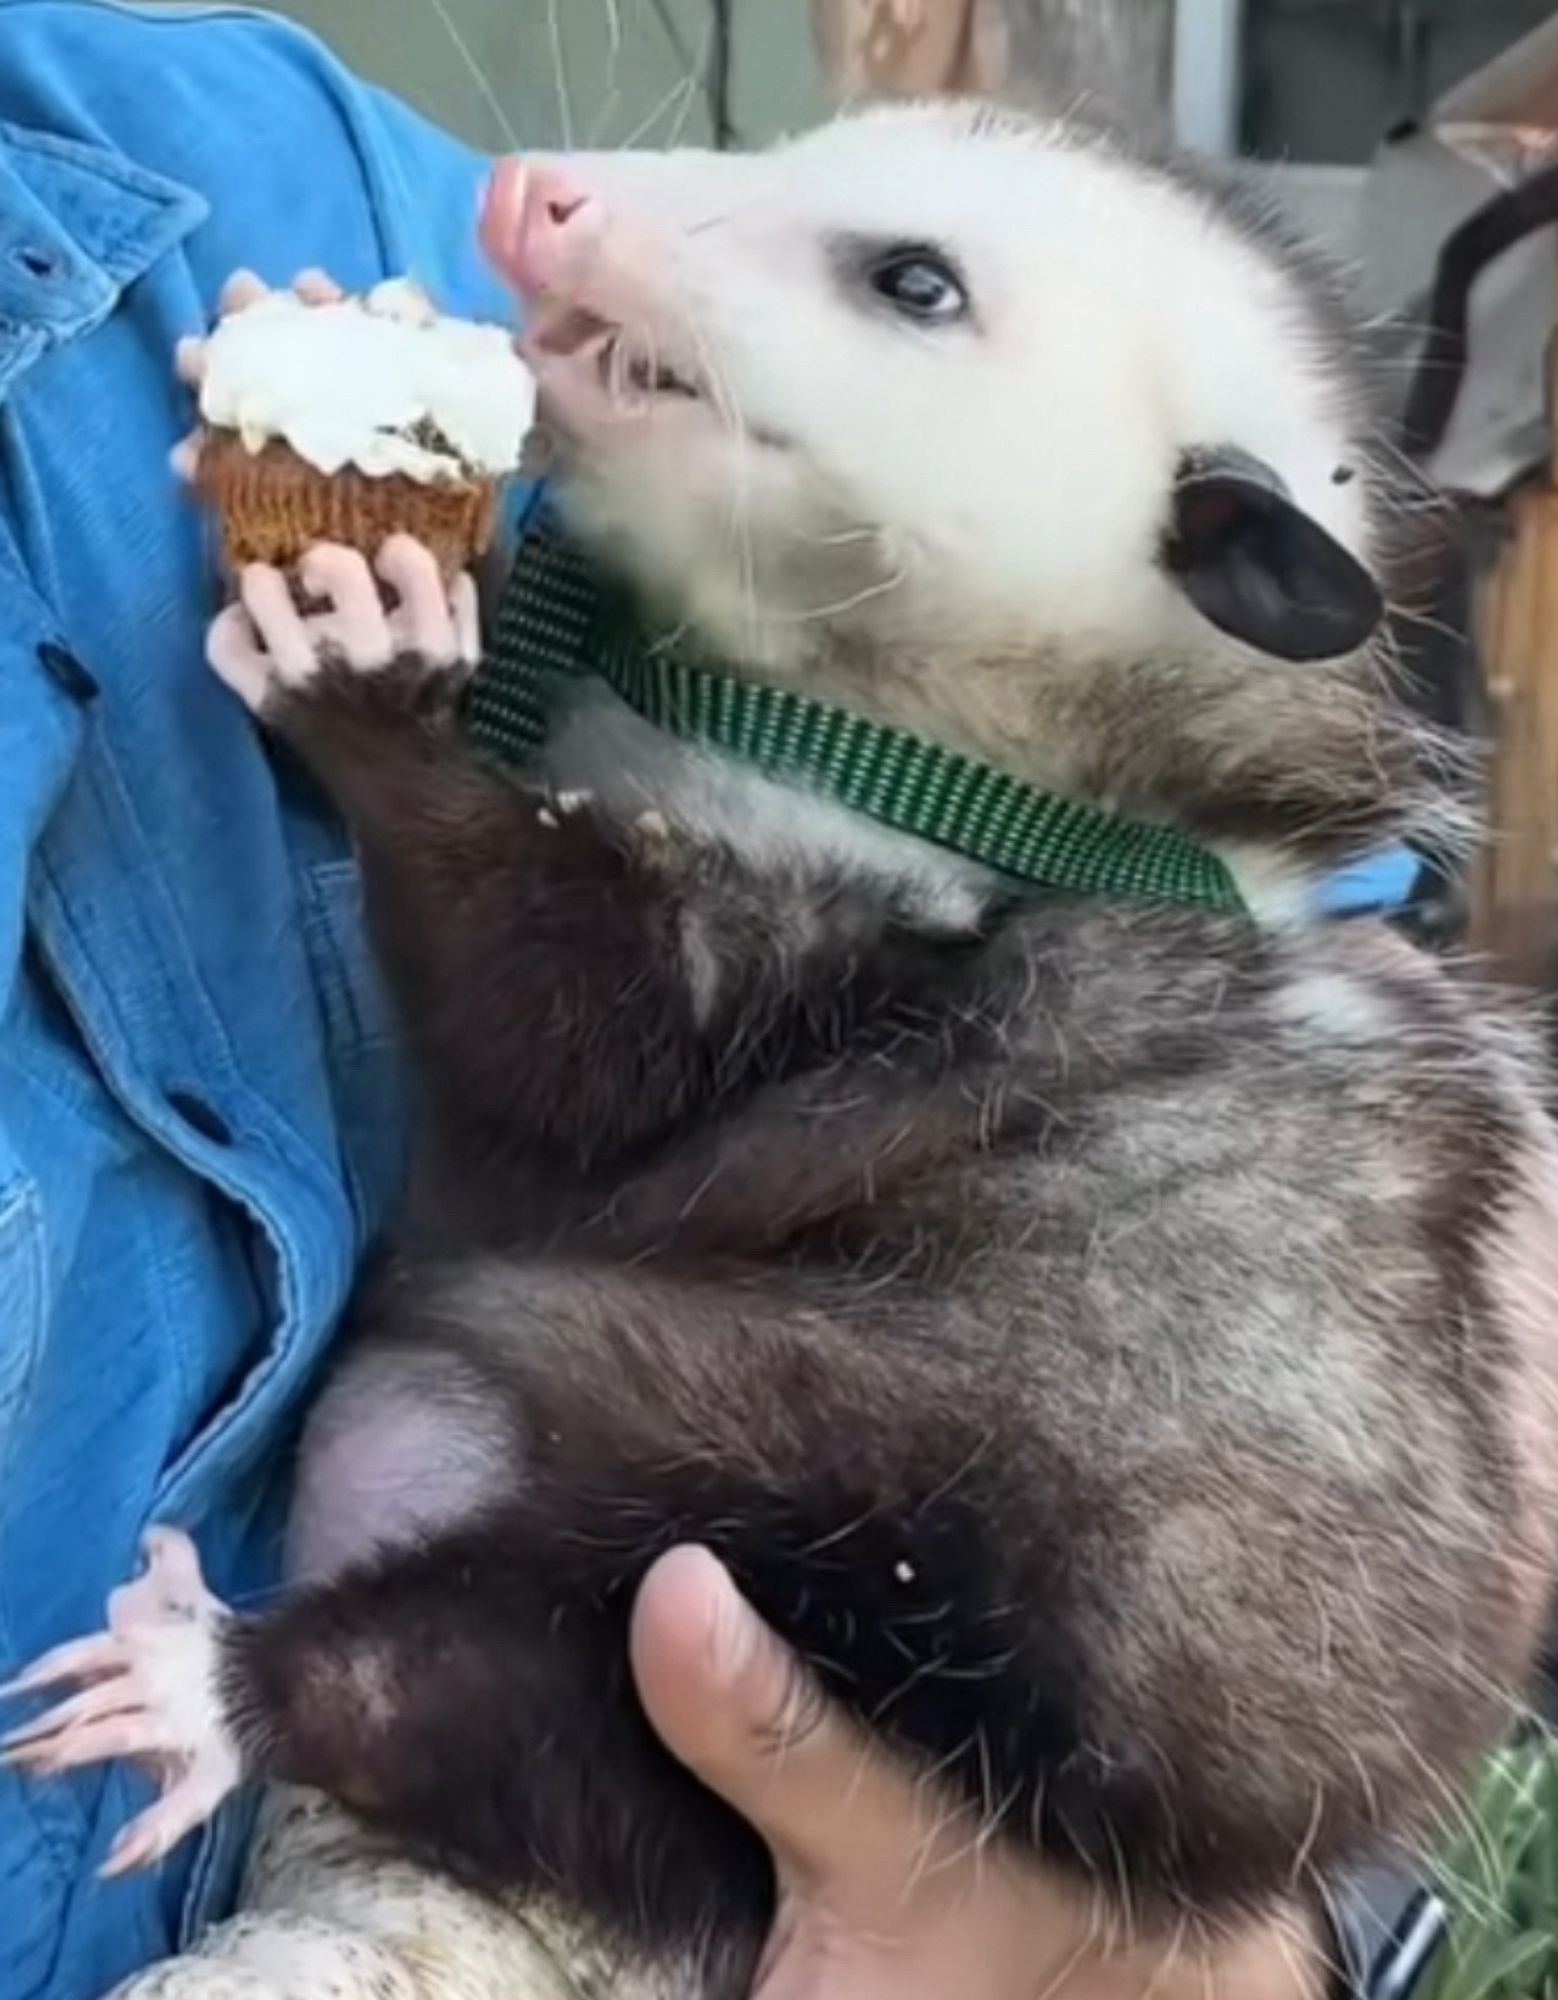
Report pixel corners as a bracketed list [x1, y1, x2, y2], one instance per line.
[835, 237, 971, 327]
[1164, 445, 1383, 663]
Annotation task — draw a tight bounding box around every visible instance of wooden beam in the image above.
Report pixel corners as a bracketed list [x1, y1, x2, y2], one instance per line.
[810, 0, 994, 98]
[811, 0, 1174, 131]
[999, 0, 1174, 130]
[1470, 486, 1558, 974]
[1469, 303, 1558, 977]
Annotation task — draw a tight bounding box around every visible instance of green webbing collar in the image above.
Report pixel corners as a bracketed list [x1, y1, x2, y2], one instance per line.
[466, 519, 1246, 917]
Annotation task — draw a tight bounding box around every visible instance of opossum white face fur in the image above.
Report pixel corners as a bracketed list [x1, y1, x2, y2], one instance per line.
[11, 104, 1558, 2000]
[491, 103, 1425, 906]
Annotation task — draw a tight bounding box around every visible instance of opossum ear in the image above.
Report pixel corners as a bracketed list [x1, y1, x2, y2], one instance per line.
[1163, 446, 1383, 662]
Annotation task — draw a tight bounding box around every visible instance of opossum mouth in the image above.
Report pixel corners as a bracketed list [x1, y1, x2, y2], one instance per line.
[611, 338, 702, 403]
[523, 308, 786, 448]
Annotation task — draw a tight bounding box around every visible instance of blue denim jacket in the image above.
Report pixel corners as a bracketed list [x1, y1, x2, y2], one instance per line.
[0, 6, 531, 1994]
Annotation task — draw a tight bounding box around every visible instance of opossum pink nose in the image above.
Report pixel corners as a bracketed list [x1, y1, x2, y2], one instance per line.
[481, 157, 606, 301]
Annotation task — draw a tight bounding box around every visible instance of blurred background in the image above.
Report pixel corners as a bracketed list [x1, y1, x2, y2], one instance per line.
[148, 0, 1558, 987]
[147, 2, 1558, 162]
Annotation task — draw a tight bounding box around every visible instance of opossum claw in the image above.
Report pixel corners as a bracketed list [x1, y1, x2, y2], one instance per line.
[99, 1763, 242, 1880]
[1, 1527, 243, 1874]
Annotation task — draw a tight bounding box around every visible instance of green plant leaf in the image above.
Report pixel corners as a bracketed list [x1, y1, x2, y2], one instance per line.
[1415, 1733, 1558, 2000]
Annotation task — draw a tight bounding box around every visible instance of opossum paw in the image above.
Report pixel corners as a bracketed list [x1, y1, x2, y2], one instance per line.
[0, 1526, 243, 1874]
[208, 536, 479, 715]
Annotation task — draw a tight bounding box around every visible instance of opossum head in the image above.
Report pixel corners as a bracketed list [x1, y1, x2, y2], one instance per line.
[483, 102, 1444, 899]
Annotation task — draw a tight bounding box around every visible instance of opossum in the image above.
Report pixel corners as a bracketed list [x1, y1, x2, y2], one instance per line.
[9, 102, 1558, 2000]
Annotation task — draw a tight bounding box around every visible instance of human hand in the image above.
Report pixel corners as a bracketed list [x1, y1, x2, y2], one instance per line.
[631, 1547, 1327, 2000]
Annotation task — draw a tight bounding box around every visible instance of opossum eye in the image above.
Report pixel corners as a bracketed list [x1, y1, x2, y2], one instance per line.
[846, 240, 970, 325]
[870, 249, 967, 323]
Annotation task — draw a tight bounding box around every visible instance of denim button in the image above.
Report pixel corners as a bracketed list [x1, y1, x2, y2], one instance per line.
[37, 640, 99, 703]
[12, 244, 60, 281]
[167, 1091, 233, 1146]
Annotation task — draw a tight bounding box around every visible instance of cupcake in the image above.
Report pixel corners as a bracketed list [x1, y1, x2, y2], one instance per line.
[193, 278, 536, 580]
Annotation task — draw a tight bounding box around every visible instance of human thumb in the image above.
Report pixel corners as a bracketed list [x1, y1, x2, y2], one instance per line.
[628, 1545, 944, 1898]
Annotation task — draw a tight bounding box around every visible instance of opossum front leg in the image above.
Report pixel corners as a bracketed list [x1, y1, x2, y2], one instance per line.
[207, 537, 872, 1170]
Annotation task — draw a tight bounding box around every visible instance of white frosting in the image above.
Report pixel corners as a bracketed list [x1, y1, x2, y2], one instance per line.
[199, 279, 535, 483]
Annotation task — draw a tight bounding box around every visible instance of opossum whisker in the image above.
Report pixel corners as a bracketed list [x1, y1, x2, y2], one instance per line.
[666, 13, 715, 152]
[587, 85, 623, 149]
[615, 59, 703, 152]
[730, 461, 761, 663]
[787, 521, 882, 551]
[418, 0, 522, 152]
[672, 305, 762, 651]
[781, 565, 910, 628]
[545, 0, 574, 149]
[1386, 603, 1476, 647]
[641, 0, 696, 73]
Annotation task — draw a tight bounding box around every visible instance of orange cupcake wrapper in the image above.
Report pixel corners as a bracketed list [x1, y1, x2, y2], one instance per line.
[194, 432, 501, 581]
